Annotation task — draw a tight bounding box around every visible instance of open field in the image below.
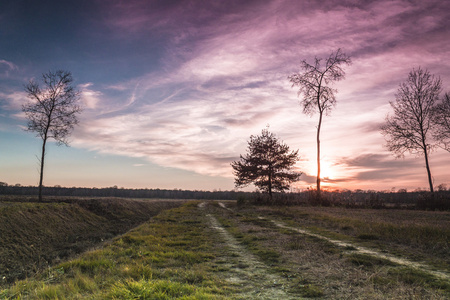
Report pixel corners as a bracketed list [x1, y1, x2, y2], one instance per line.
[1, 199, 449, 299]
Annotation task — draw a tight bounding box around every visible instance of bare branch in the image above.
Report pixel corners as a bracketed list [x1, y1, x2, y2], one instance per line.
[381, 68, 441, 193]
[22, 70, 82, 201]
[433, 92, 450, 151]
[289, 49, 351, 195]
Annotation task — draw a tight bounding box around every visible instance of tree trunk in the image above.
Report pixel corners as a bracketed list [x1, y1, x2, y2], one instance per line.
[316, 111, 323, 197]
[423, 146, 434, 194]
[419, 125, 434, 195]
[38, 137, 47, 202]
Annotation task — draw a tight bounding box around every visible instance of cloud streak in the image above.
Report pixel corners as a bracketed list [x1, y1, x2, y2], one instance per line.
[71, 0, 450, 185]
[0, 59, 17, 73]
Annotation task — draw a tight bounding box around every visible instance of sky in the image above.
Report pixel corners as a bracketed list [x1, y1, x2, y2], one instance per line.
[0, 0, 449, 192]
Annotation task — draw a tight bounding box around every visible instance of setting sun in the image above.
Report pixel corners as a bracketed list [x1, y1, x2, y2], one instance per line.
[320, 160, 336, 180]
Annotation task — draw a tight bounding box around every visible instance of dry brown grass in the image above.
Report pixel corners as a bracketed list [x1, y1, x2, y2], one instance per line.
[213, 202, 450, 299]
[251, 205, 450, 269]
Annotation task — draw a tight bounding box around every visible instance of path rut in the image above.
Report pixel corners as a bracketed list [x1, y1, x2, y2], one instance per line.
[267, 218, 450, 281]
[198, 202, 299, 299]
[217, 201, 450, 282]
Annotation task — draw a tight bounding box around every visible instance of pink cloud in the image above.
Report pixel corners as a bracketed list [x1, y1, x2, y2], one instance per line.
[68, 0, 450, 190]
[79, 83, 102, 109]
[0, 90, 27, 112]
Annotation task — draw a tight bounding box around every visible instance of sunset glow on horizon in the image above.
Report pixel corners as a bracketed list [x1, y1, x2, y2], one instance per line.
[1, 0, 449, 192]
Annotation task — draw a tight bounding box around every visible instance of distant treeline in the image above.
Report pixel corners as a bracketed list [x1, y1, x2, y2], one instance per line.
[247, 189, 450, 210]
[0, 185, 241, 200]
[0, 184, 449, 209]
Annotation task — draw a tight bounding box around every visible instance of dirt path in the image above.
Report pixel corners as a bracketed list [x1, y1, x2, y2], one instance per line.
[216, 202, 450, 282]
[198, 202, 299, 299]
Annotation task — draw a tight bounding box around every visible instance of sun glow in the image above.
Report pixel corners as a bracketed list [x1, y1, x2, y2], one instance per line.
[303, 159, 337, 180]
[300, 157, 352, 190]
[320, 160, 336, 180]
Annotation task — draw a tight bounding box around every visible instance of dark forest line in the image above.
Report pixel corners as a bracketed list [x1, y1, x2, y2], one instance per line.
[0, 184, 449, 210]
[0, 185, 240, 200]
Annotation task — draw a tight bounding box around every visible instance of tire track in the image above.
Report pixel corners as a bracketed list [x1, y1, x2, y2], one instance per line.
[198, 202, 299, 300]
[216, 201, 450, 282]
[267, 218, 450, 281]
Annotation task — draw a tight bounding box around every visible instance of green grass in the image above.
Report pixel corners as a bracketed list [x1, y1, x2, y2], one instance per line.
[301, 284, 325, 298]
[215, 215, 282, 265]
[0, 202, 232, 299]
[0, 198, 184, 284]
[106, 279, 217, 299]
[289, 277, 325, 298]
[2, 200, 449, 299]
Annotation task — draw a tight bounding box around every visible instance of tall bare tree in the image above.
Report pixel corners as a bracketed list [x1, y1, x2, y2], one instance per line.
[289, 49, 351, 196]
[22, 70, 82, 201]
[231, 128, 301, 199]
[433, 92, 450, 152]
[381, 68, 442, 194]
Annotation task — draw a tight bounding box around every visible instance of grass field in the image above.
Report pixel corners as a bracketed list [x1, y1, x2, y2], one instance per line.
[1, 198, 449, 299]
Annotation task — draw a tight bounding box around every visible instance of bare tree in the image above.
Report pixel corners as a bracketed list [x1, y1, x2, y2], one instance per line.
[231, 128, 301, 199]
[22, 70, 82, 201]
[289, 49, 351, 197]
[433, 92, 450, 152]
[381, 68, 442, 194]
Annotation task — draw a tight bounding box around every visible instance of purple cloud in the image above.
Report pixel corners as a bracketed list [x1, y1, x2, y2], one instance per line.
[2, 0, 449, 190]
[69, 0, 449, 186]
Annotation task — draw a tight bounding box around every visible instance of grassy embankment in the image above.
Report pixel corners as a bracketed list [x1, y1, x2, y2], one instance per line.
[0, 197, 184, 284]
[0, 201, 236, 299]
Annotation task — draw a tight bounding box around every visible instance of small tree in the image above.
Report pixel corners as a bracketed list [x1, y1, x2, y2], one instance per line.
[433, 92, 450, 152]
[289, 49, 351, 197]
[22, 70, 82, 201]
[231, 128, 301, 199]
[381, 68, 442, 194]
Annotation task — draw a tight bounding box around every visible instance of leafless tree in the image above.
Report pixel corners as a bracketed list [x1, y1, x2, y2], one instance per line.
[289, 49, 351, 197]
[22, 70, 82, 201]
[433, 92, 450, 152]
[381, 68, 442, 194]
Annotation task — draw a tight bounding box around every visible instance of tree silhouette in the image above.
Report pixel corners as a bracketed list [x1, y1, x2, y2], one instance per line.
[231, 128, 301, 198]
[381, 68, 442, 194]
[433, 92, 450, 152]
[289, 49, 351, 197]
[22, 70, 82, 201]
